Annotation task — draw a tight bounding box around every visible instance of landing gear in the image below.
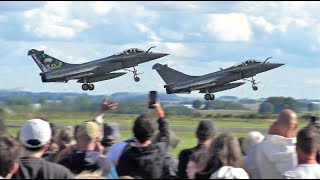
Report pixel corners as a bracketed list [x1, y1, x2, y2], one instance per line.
[82, 84, 89, 91]
[81, 77, 95, 91]
[82, 83, 95, 91]
[204, 93, 215, 101]
[126, 66, 143, 82]
[134, 76, 140, 82]
[210, 94, 215, 100]
[244, 77, 260, 91]
[253, 86, 258, 91]
[89, 84, 95, 91]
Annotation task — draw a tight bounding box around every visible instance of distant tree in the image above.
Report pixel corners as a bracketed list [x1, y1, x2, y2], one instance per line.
[308, 103, 319, 112]
[61, 97, 72, 106]
[5, 97, 32, 106]
[259, 102, 274, 114]
[165, 106, 194, 116]
[205, 100, 246, 110]
[192, 100, 202, 109]
[264, 97, 300, 114]
[74, 96, 92, 111]
[38, 97, 47, 105]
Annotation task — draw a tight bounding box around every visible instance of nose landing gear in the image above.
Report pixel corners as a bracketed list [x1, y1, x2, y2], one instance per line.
[244, 77, 260, 91]
[126, 66, 143, 82]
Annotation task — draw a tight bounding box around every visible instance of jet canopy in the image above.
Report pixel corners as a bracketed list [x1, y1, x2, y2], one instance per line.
[113, 48, 145, 56]
[243, 59, 261, 65]
[232, 59, 262, 68]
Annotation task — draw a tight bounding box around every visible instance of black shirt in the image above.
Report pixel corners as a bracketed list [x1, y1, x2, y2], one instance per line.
[59, 150, 117, 178]
[12, 157, 74, 179]
[117, 117, 169, 179]
[178, 144, 206, 179]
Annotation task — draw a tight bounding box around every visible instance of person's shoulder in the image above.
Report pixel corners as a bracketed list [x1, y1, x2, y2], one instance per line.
[43, 159, 74, 176]
[178, 147, 195, 157]
[109, 141, 128, 150]
[282, 167, 299, 179]
[46, 160, 72, 170]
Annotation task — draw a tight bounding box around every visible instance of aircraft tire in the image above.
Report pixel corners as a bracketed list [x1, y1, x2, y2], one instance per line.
[82, 84, 89, 91]
[89, 84, 95, 91]
[204, 94, 211, 101]
[210, 94, 215, 100]
[134, 77, 140, 82]
[253, 86, 258, 91]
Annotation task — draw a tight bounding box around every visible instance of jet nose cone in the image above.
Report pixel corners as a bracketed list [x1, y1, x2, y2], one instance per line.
[271, 63, 285, 69]
[154, 53, 169, 59]
[264, 63, 284, 71]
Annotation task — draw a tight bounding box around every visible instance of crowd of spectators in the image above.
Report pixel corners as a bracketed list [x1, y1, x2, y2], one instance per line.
[0, 98, 319, 179]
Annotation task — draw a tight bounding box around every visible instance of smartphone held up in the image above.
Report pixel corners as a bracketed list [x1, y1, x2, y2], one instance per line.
[148, 91, 158, 109]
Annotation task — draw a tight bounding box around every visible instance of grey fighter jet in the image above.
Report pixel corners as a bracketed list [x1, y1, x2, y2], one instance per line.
[28, 47, 169, 91]
[153, 57, 284, 100]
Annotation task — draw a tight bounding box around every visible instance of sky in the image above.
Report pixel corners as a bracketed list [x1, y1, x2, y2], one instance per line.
[0, 1, 320, 100]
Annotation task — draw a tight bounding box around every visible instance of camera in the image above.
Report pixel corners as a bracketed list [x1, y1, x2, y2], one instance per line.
[148, 91, 157, 109]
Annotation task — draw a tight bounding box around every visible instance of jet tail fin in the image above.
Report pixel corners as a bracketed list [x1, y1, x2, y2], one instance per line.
[152, 63, 197, 84]
[28, 49, 76, 73]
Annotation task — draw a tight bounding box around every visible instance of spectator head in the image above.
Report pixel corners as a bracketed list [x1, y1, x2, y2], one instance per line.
[20, 119, 52, 152]
[101, 122, 121, 147]
[296, 126, 320, 164]
[242, 131, 265, 155]
[199, 133, 243, 176]
[196, 120, 215, 142]
[133, 114, 155, 143]
[57, 126, 76, 150]
[209, 166, 249, 179]
[0, 135, 20, 179]
[269, 109, 298, 138]
[0, 118, 7, 135]
[75, 121, 100, 148]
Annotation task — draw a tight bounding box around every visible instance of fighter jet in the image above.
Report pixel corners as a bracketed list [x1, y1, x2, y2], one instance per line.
[153, 57, 284, 100]
[28, 46, 169, 91]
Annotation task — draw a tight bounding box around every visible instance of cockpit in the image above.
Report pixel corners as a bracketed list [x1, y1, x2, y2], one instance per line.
[113, 48, 145, 56]
[243, 59, 261, 65]
[231, 59, 262, 68]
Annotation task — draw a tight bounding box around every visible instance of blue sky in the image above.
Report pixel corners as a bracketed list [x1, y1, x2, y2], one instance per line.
[0, 1, 320, 99]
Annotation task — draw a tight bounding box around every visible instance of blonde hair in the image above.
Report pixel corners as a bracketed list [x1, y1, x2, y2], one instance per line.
[75, 170, 106, 179]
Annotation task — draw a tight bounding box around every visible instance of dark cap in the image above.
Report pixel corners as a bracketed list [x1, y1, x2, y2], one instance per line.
[101, 122, 121, 147]
[0, 118, 7, 134]
[196, 120, 215, 140]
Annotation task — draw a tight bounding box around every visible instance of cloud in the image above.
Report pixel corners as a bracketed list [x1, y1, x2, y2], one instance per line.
[133, 22, 162, 42]
[92, 1, 114, 16]
[22, 1, 89, 39]
[206, 13, 252, 42]
[249, 16, 275, 33]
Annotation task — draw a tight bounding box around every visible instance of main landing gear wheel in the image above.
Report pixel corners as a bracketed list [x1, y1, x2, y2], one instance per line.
[210, 94, 215, 100]
[82, 84, 89, 91]
[253, 86, 258, 91]
[204, 93, 214, 101]
[134, 76, 140, 82]
[89, 84, 95, 91]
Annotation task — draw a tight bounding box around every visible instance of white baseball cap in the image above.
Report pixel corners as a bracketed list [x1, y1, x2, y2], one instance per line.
[20, 119, 52, 148]
[210, 166, 249, 179]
